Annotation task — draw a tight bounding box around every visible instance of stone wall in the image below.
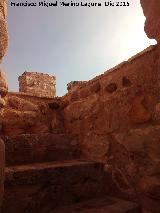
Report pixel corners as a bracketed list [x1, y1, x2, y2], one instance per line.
[0, 0, 8, 97]
[67, 81, 87, 92]
[1, 1, 160, 212]
[0, 0, 8, 64]
[0, 0, 8, 208]
[0, 92, 64, 136]
[140, 0, 160, 41]
[18, 71, 56, 98]
[61, 44, 160, 213]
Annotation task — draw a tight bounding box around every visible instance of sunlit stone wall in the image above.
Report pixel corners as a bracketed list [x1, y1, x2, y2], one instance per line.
[19, 71, 56, 98]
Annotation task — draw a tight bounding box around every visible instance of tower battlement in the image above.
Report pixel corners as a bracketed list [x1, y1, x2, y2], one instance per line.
[18, 71, 56, 98]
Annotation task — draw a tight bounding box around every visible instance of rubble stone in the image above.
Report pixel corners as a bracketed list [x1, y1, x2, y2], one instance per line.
[0, 0, 8, 63]
[140, 0, 160, 41]
[18, 71, 56, 98]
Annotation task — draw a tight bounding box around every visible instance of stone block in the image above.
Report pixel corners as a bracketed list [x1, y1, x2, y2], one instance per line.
[0, 139, 4, 208]
[18, 72, 56, 98]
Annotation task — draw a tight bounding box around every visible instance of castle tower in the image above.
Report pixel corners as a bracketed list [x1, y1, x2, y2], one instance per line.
[18, 71, 56, 98]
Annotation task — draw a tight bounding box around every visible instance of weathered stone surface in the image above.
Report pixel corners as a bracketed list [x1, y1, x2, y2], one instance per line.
[82, 133, 110, 161]
[105, 83, 117, 93]
[122, 76, 132, 87]
[0, 70, 8, 97]
[61, 99, 69, 109]
[48, 101, 60, 110]
[90, 82, 101, 93]
[0, 0, 8, 63]
[62, 45, 160, 212]
[18, 72, 56, 98]
[140, 0, 160, 41]
[0, 68, 7, 209]
[50, 112, 64, 133]
[3, 161, 109, 213]
[79, 88, 89, 99]
[67, 81, 87, 92]
[0, 5, 8, 202]
[70, 91, 79, 102]
[0, 97, 5, 108]
[0, 139, 4, 208]
[0, 108, 39, 135]
[0, 93, 65, 135]
[108, 125, 160, 209]
[152, 102, 160, 121]
[5, 134, 81, 166]
[130, 94, 151, 124]
[138, 176, 160, 200]
[52, 196, 140, 213]
[7, 96, 39, 111]
[1, 1, 160, 212]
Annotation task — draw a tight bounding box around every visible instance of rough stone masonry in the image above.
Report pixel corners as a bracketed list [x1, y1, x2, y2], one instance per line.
[140, 0, 160, 42]
[1, 1, 160, 213]
[0, 0, 8, 208]
[18, 71, 56, 98]
[0, 0, 8, 63]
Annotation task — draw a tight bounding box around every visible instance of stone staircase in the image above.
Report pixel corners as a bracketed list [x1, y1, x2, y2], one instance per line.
[2, 133, 141, 213]
[4, 134, 81, 166]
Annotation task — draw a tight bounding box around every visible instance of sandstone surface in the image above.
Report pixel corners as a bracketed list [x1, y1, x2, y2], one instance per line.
[0, 70, 8, 97]
[0, 0, 8, 208]
[0, 0, 8, 63]
[140, 0, 160, 41]
[0, 139, 4, 207]
[1, 37, 156, 213]
[0, 93, 64, 136]
[1, 1, 160, 212]
[62, 44, 160, 212]
[18, 72, 56, 98]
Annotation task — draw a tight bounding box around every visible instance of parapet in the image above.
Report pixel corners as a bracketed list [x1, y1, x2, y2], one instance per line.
[18, 71, 56, 98]
[67, 81, 87, 92]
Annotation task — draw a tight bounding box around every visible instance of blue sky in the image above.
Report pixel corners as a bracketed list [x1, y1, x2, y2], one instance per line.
[2, 0, 156, 96]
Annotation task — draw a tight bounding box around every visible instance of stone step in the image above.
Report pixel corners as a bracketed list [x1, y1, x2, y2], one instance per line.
[2, 160, 111, 213]
[4, 133, 82, 166]
[52, 196, 141, 213]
